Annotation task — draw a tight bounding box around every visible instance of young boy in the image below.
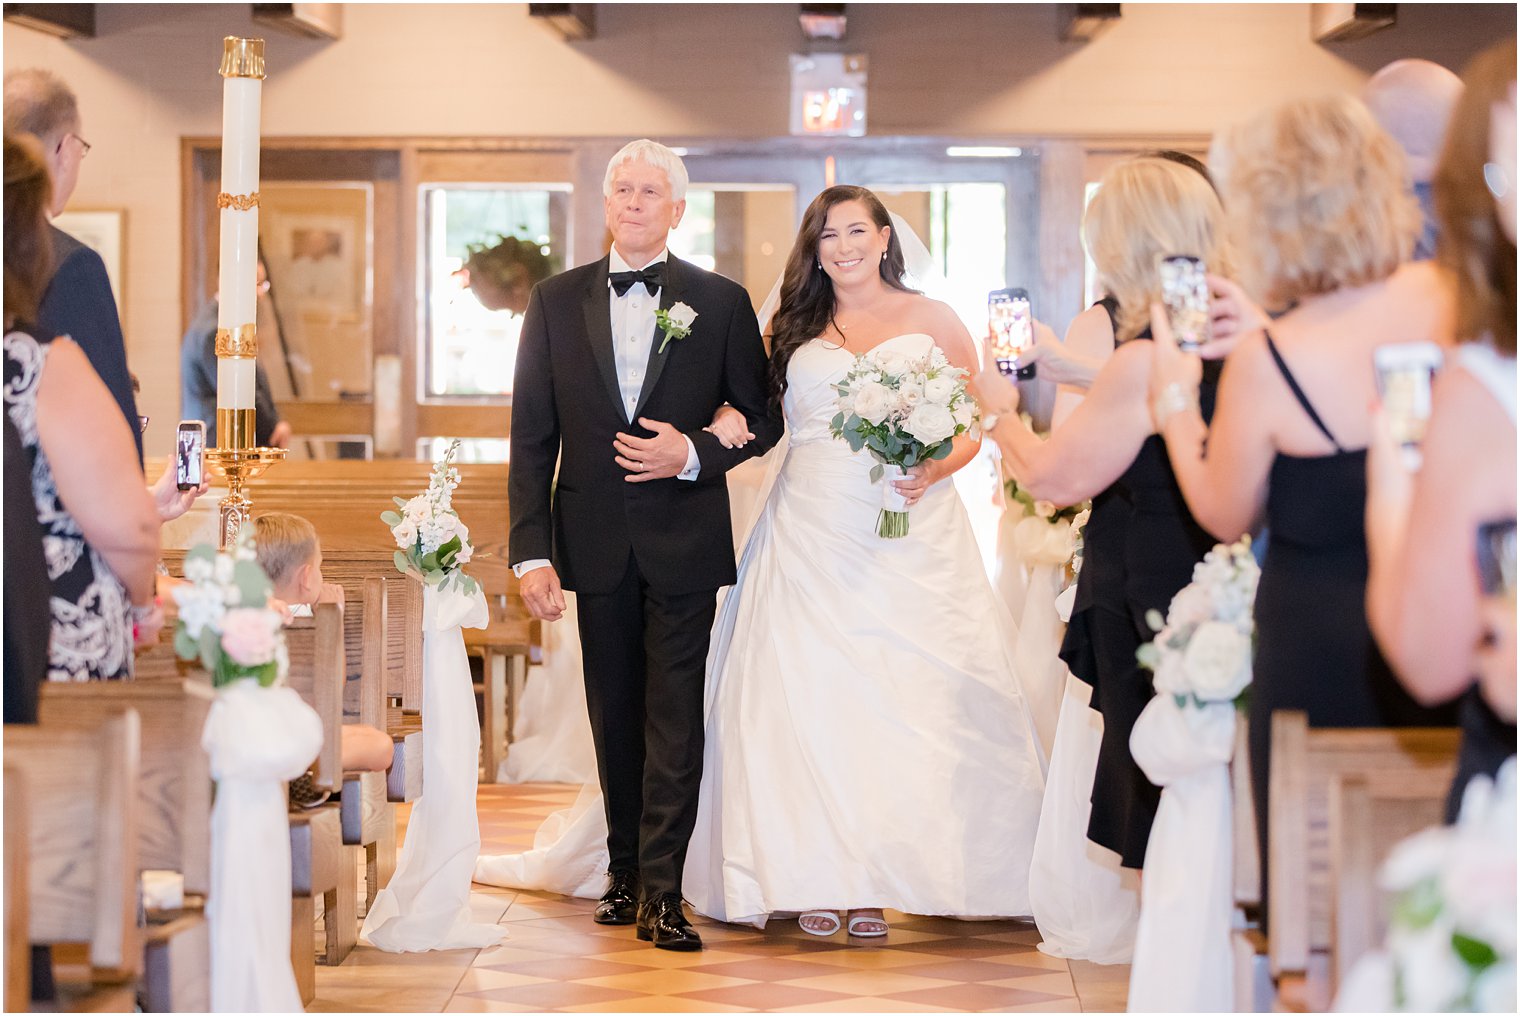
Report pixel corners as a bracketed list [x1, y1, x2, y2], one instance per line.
[254, 512, 394, 777]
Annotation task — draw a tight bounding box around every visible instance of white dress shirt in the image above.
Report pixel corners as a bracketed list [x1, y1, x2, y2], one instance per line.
[513, 247, 700, 579]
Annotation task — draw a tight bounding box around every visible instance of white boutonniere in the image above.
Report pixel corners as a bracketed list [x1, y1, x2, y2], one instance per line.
[656, 302, 697, 354]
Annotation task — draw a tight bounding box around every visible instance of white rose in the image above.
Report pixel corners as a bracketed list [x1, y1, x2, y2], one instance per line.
[667, 302, 697, 330]
[922, 375, 956, 405]
[1474, 960, 1517, 1014]
[1394, 921, 1470, 1012]
[1181, 620, 1252, 701]
[455, 542, 473, 565]
[952, 401, 974, 428]
[1167, 583, 1215, 629]
[852, 382, 892, 425]
[903, 403, 957, 446]
[394, 519, 417, 550]
[1152, 649, 1188, 697]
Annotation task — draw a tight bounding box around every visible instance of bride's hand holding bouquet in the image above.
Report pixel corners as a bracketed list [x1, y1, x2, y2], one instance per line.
[829, 342, 978, 538]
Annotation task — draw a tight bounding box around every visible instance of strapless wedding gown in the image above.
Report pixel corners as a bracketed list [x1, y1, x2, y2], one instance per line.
[682, 333, 1047, 927]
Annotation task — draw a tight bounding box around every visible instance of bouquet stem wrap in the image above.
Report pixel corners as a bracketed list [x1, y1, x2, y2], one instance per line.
[878, 464, 910, 538]
[1125, 695, 1238, 1013]
[203, 680, 323, 1012]
[362, 583, 505, 952]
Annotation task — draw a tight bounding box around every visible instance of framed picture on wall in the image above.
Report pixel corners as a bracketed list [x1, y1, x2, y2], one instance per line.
[53, 208, 127, 317]
[258, 182, 375, 403]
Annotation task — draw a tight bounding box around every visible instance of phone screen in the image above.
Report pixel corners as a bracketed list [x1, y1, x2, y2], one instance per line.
[1372, 341, 1443, 469]
[1157, 255, 1208, 352]
[1477, 519, 1517, 598]
[988, 288, 1036, 379]
[176, 422, 205, 491]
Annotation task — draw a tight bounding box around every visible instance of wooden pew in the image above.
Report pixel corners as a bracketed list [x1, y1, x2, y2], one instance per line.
[1327, 768, 1451, 1000]
[5, 765, 29, 1014]
[40, 681, 214, 1013]
[285, 603, 397, 916]
[288, 807, 350, 1003]
[6, 712, 141, 1012]
[1267, 711, 1460, 1011]
[239, 460, 537, 780]
[1230, 713, 1273, 1014]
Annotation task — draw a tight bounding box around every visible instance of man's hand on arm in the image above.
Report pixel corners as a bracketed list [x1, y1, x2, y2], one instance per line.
[614, 418, 698, 482]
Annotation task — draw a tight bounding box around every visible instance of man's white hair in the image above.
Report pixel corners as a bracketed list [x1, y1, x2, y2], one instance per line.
[603, 139, 689, 202]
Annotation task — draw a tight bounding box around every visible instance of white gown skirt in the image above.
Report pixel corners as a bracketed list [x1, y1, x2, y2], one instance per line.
[683, 439, 1048, 928]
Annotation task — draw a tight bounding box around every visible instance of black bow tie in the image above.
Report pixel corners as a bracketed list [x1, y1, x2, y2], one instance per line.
[609, 262, 665, 297]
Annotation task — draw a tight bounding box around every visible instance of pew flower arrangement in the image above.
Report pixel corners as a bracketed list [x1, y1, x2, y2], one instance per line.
[1336, 759, 1517, 1012]
[382, 439, 479, 596]
[830, 342, 977, 538]
[170, 529, 287, 688]
[1005, 473, 1088, 568]
[1136, 536, 1260, 708]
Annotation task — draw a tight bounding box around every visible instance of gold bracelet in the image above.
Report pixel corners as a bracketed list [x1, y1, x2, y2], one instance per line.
[1152, 382, 1199, 430]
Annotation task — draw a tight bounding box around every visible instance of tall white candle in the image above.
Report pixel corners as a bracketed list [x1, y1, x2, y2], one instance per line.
[214, 37, 265, 450]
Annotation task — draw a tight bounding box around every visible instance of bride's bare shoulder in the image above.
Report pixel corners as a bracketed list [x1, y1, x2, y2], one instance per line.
[896, 293, 961, 331]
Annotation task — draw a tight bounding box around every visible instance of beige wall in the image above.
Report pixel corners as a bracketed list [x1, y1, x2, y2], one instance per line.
[5, 2, 1512, 454]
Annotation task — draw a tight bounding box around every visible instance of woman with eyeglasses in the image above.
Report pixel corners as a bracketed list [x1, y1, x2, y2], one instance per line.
[4, 132, 160, 680]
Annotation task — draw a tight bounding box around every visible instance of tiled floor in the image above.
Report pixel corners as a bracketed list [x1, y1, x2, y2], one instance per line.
[311, 784, 1130, 1013]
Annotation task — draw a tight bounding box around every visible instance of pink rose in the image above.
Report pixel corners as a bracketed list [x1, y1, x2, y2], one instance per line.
[220, 608, 279, 667]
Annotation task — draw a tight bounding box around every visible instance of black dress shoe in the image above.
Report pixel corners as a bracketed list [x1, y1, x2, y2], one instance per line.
[636, 893, 703, 951]
[593, 870, 640, 926]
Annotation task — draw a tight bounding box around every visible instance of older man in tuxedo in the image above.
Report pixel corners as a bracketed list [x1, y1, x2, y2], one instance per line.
[509, 139, 780, 950]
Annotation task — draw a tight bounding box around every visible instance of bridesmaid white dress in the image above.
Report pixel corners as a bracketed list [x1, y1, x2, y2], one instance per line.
[682, 333, 1047, 927]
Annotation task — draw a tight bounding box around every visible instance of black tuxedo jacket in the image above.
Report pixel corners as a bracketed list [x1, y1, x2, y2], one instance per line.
[509, 253, 781, 595]
[38, 225, 142, 462]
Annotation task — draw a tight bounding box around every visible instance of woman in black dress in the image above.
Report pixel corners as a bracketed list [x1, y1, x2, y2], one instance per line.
[1366, 40, 1517, 817]
[973, 154, 1234, 870]
[1148, 95, 1460, 892]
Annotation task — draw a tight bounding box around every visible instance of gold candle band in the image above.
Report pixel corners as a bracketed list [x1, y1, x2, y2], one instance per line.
[214, 324, 257, 358]
[217, 191, 260, 211]
[217, 408, 258, 451]
[220, 37, 266, 79]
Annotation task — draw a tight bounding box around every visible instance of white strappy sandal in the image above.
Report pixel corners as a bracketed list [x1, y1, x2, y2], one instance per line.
[798, 910, 842, 937]
[846, 910, 888, 938]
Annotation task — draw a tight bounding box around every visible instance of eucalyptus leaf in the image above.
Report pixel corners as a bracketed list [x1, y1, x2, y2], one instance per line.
[232, 560, 272, 606]
[421, 550, 439, 571]
[1145, 609, 1165, 632]
[394, 550, 411, 575]
[928, 441, 953, 460]
[393, 496, 408, 509]
[173, 626, 199, 661]
[870, 464, 884, 484]
[424, 569, 444, 586]
[197, 627, 222, 673]
[186, 544, 217, 567]
[380, 510, 402, 527]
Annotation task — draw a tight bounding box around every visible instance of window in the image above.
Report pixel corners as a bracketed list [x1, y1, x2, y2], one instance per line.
[421, 185, 570, 398]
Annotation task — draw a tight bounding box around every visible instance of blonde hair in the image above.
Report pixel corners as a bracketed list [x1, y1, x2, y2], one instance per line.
[252, 513, 318, 586]
[1083, 156, 1234, 342]
[1223, 94, 1421, 309]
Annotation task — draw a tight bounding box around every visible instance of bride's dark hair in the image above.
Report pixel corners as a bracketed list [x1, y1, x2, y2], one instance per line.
[768, 185, 917, 403]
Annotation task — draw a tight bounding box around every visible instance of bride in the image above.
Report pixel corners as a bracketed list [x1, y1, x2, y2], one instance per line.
[478, 187, 1046, 938]
[683, 185, 1046, 937]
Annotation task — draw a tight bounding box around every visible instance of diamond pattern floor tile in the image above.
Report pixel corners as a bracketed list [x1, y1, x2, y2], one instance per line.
[310, 778, 1130, 1012]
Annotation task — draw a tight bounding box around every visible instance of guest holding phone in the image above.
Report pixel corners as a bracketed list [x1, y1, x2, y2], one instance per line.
[4, 133, 160, 680]
[1146, 95, 1461, 900]
[970, 154, 1232, 872]
[1367, 40, 1518, 814]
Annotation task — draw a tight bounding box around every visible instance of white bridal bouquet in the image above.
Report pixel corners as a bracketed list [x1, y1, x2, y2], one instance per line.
[171, 528, 287, 688]
[1336, 759, 1516, 1013]
[381, 439, 479, 596]
[1136, 536, 1260, 707]
[829, 343, 977, 538]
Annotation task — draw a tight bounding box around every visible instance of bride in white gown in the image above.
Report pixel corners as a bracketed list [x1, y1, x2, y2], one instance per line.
[478, 190, 1046, 938]
[682, 186, 1046, 936]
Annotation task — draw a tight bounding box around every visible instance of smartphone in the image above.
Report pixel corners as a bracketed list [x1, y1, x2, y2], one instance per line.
[989, 287, 1036, 380]
[1157, 255, 1209, 353]
[1373, 342, 1443, 470]
[176, 420, 205, 491]
[1477, 519, 1516, 599]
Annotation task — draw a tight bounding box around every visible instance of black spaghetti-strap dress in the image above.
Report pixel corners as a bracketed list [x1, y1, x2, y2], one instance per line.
[1058, 299, 1220, 870]
[1250, 333, 1457, 885]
